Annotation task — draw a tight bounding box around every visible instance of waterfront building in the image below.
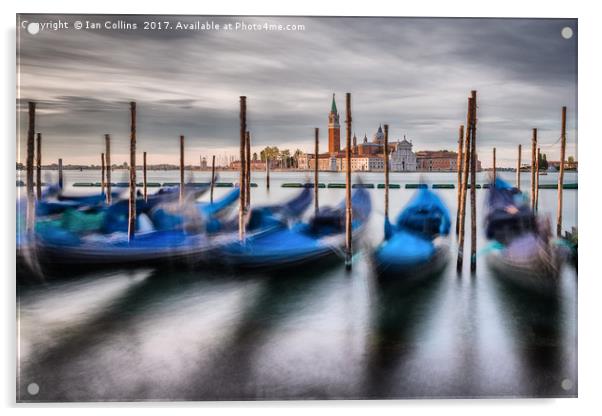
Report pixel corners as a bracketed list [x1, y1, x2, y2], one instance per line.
[340, 155, 385, 172]
[299, 95, 484, 173]
[229, 160, 267, 171]
[548, 160, 578, 171]
[390, 136, 417, 172]
[416, 150, 482, 171]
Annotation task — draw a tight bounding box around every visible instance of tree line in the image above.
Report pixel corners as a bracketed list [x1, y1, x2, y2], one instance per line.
[258, 146, 304, 168]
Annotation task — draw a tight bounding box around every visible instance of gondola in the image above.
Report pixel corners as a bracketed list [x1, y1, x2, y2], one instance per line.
[35, 191, 122, 217]
[30, 187, 311, 267]
[34, 182, 209, 218]
[214, 187, 371, 269]
[374, 187, 451, 282]
[484, 178, 567, 295]
[31, 183, 213, 235]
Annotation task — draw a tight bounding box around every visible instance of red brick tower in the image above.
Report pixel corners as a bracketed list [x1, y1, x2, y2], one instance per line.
[328, 94, 340, 155]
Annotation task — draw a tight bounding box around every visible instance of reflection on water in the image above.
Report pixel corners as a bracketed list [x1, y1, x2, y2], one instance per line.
[17, 171, 577, 401]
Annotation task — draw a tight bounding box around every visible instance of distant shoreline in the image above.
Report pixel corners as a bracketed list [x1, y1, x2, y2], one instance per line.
[15, 167, 577, 173]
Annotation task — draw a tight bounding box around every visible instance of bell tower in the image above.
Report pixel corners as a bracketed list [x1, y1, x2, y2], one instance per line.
[328, 94, 340, 155]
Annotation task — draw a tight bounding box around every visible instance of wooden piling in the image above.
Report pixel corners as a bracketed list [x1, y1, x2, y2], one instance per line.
[26, 102, 35, 232]
[58, 158, 63, 189]
[345, 92, 352, 270]
[266, 156, 270, 189]
[128, 102, 136, 242]
[557, 106, 567, 237]
[210, 155, 216, 203]
[492, 147, 496, 187]
[535, 147, 540, 212]
[35, 132, 42, 200]
[455, 125, 464, 236]
[457, 97, 473, 272]
[179, 135, 185, 204]
[246, 131, 251, 209]
[105, 134, 112, 204]
[101, 152, 106, 195]
[469, 90, 478, 273]
[314, 127, 319, 215]
[239, 96, 247, 242]
[517, 144, 521, 191]
[383, 124, 390, 220]
[531, 128, 537, 211]
[143, 151, 148, 202]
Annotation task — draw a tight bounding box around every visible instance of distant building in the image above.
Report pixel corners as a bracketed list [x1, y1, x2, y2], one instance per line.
[298, 153, 338, 171]
[229, 160, 267, 171]
[416, 150, 481, 172]
[200, 157, 208, 169]
[300, 95, 481, 173]
[341, 155, 385, 172]
[390, 136, 417, 171]
[548, 160, 578, 171]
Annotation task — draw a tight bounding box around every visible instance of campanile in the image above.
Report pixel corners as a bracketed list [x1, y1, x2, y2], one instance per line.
[328, 94, 340, 154]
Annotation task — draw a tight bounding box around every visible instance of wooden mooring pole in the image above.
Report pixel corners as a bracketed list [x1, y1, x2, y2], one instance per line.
[266, 157, 270, 189]
[455, 125, 464, 236]
[469, 90, 478, 273]
[531, 128, 537, 211]
[345, 92, 352, 270]
[517, 144, 521, 191]
[210, 155, 216, 203]
[101, 152, 106, 195]
[143, 151, 148, 202]
[246, 131, 251, 209]
[314, 127, 319, 215]
[535, 147, 540, 212]
[179, 135, 185, 204]
[35, 132, 42, 200]
[383, 124, 390, 220]
[492, 147, 496, 187]
[105, 134, 112, 204]
[556, 106, 567, 237]
[58, 158, 63, 189]
[456, 97, 472, 272]
[128, 102, 136, 242]
[26, 101, 36, 232]
[239, 96, 247, 242]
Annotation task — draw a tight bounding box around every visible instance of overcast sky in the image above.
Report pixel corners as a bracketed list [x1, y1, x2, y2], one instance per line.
[17, 15, 577, 167]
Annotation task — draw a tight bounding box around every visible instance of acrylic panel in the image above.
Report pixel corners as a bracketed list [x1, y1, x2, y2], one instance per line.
[16, 15, 578, 402]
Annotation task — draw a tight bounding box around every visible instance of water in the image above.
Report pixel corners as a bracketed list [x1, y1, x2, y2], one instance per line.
[16, 170, 578, 401]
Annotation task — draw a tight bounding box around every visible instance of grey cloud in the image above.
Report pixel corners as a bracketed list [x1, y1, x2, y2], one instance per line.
[16, 15, 577, 165]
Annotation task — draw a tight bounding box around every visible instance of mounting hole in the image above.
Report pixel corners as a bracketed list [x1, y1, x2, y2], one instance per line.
[27, 22, 40, 35]
[27, 382, 39, 395]
[561, 378, 573, 391]
[561, 27, 574, 40]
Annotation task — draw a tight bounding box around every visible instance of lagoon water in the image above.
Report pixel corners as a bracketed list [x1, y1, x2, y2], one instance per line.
[16, 170, 577, 401]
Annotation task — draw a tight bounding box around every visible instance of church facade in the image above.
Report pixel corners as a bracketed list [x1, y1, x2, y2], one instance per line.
[389, 137, 417, 172]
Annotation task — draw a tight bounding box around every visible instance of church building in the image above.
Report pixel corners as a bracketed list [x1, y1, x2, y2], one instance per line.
[390, 136, 417, 171]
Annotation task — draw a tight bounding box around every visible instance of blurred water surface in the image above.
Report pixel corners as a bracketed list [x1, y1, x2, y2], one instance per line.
[17, 170, 577, 401]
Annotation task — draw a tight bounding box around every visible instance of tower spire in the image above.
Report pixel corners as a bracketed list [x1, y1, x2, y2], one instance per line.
[331, 93, 337, 114]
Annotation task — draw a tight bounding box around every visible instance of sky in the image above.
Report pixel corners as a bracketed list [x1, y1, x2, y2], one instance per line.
[16, 15, 577, 167]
